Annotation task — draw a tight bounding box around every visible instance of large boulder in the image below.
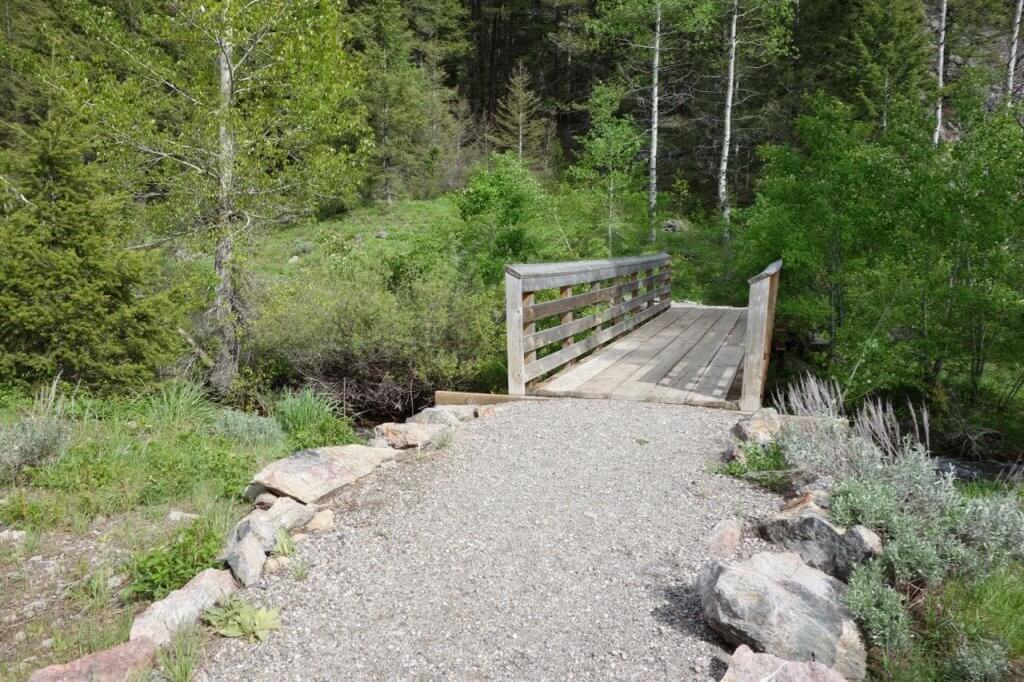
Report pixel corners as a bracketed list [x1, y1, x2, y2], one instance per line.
[697, 552, 866, 681]
[29, 638, 156, 682]
[246, 444, 396, 504]
[130, 569, 237, 647]
[722, 645, 846, 682]
[373, 422, 452, 450]
[759, 504, 881, 580]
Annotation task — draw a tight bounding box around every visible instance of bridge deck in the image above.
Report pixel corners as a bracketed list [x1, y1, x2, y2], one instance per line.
[532, 304, 747, 409]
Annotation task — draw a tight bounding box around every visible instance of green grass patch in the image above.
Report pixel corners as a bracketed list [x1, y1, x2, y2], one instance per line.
[123, 515, 227, 602]
[717, 442, 790, 491]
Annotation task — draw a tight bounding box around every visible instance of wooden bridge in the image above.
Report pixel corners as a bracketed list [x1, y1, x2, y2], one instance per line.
[504, 254, 781, 411]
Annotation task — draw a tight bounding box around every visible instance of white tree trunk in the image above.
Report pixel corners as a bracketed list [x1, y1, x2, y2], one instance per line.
[718, 0, 739, 226]
[647, 0, 661, 243]
[212, 28, 239, 395]
[933, 0, 948, 146]
[1009, 0, 1023, 104]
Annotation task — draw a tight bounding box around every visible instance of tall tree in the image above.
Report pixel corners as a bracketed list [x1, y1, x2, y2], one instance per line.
[1008, 0, 1023, 102]
[51, 0, 369, 394]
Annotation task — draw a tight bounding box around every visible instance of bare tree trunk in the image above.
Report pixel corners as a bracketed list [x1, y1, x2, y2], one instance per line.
[607, 177, 615, 255]
[517, 117, 524, 161]
[718, 0, 739, 228]
[212, 28, 239, 395]
[647, 0, 661, 243]
[933, 0, 947, 146]
[1009, 0, 1023, 104]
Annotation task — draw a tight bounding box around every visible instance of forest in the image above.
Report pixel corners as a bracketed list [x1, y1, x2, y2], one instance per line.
[0, 0, 1023, 677]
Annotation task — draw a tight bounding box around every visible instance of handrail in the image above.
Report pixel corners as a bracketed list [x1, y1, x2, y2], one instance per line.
[740, 259, 783, 411]
[505, 253, 672, 394]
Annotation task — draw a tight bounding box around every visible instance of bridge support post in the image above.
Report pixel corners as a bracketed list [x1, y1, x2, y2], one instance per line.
[740, 259, 782, 411]
[505, 271, 527, 395]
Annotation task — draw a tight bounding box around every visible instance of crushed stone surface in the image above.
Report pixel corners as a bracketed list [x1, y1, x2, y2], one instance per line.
[204, 399, 781, 681]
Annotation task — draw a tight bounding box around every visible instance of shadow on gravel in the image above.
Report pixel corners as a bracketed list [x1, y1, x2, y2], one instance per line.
[651, 582, 714, 638]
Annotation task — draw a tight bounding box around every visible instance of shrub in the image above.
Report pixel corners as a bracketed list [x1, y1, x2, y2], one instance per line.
[830, 479, 902, 531]
[0, 381, 72, 484]
[949, 638, 1008, 682]
[844, 561, 912, 654]
[204, 596, 281, 642]
[955, 494, 1024, 571]
[124, 517, 224, 602]
[882, 518, 946, 587]
[273, 389, 359, 450]
[214, 409, 284, 447]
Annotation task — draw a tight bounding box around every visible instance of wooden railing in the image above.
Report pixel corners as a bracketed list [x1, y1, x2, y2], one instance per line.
[739, 259, 783, 411]
[505, 254, 672, 394]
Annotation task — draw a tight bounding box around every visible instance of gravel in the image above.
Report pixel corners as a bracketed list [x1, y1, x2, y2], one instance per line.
[204, 399, 781, 681]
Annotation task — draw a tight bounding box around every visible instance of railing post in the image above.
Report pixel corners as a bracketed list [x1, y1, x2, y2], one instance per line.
[505, 271, 527, 395]
[740, 260, 782, 411]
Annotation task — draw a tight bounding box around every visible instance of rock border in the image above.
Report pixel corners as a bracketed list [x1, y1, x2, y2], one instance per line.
[28, 402, 497, 681]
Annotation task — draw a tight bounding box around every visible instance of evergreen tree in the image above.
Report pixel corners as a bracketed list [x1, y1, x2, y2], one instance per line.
[489, 65, 549, 164]
[0, 117, 179, 387]
[839, 0, 933, 129]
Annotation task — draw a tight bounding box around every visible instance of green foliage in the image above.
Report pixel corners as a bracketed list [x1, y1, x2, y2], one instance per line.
[143, 381, 217, 431]
[488, 64, 550, 166]
[949, 638, 1008, 682]
[0, 117, 180, 388]
[124, 517, 224, 602]
[273, 389, 359, 451]
[272, 528, 295, 558]
[0, 383, 72, 484]
[844, 561, 912, 654]
[204, 596, 281, 643]
[830, 479, 902, 531]
[718, 442, 789, 490]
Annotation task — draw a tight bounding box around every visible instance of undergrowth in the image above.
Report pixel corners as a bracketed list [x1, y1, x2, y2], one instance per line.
[717, 442, 790, 491]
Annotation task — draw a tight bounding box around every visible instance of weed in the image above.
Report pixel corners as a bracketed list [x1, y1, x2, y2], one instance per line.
[0, 381, 72, 484]
[51, 608, 133, 659]
[844, 561, 912, 654]
[156, 625, 204, 682]
[717, 442, 790, 491]
[203, 596, 281, 643]
[142, 381, 216, 430]
[272, 528, 295, 558]
[69, 568, 113, 612]
[291, 558, 310, 581]
[124, 517, 224, 602]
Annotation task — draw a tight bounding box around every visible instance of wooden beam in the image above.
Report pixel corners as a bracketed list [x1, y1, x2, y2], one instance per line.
[740, 260, 782, 411]
[505, 272, 526, 395]
[435, 390, 551, 405]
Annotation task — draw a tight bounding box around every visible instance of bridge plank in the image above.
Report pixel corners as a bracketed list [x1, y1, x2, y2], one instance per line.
[683, 311, 747, 405]
[535, 308, 685, 394]
[574, 308, 701, 397]
[644, 308, 743, 404]
[612, 309, 721, 402]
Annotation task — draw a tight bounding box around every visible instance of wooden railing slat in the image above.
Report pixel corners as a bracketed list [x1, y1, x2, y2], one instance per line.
[524, 272, 668, 322]
[523, 286, 666, 353]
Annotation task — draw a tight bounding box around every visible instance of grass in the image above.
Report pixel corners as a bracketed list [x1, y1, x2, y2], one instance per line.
[884, 565, 1024, 680]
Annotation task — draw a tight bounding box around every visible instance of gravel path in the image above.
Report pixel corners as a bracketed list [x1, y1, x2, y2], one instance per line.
[205, 399, 781, 681]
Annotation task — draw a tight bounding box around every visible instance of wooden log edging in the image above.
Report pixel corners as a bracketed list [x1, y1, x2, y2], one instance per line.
[505, 253, 671, 395]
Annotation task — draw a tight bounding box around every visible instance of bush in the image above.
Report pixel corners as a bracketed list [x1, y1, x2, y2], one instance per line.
[949, 638, 1008, 682]
[273, 389, 359, 450]
[882, 518, 946, 587]
[214, 409, 284, 447]
[830, 479, 902, 531]
[844, 561, 912, 654]
[142, 381, 217, 430]
[124, 516, 224, 602]
[0, 381, 72, 484]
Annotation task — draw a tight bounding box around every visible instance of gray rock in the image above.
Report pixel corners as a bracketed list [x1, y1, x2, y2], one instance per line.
[662, 218, 689, 233]
[373, 422, 452, 450]
[264, 497, 315, 532]
[792, 475, 836, 508]
[409, 405, 477, 426]
[304, 509, 335, 533]
[248, 445, 397, 504]
[722, 644, 846, 682]
[234, 511, 279, 553]
[130, 569, 237, 647]
[0, 529, 27, 545]
[697, 552, 866, 680]
[374, 230, 389, 239]
[732, 408, 783, 446]
[166, 510, 198, 524]
[704, 518, 742, 555]
[759, 504, 881, 580]
[226, 532, 266, 587]
[253, 491, 279, 510]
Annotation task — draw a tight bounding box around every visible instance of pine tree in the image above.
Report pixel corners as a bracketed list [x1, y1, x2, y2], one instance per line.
[839, 0, 932, 129]
[489, 65, 548, 164]
[0, 117, 178, 387]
